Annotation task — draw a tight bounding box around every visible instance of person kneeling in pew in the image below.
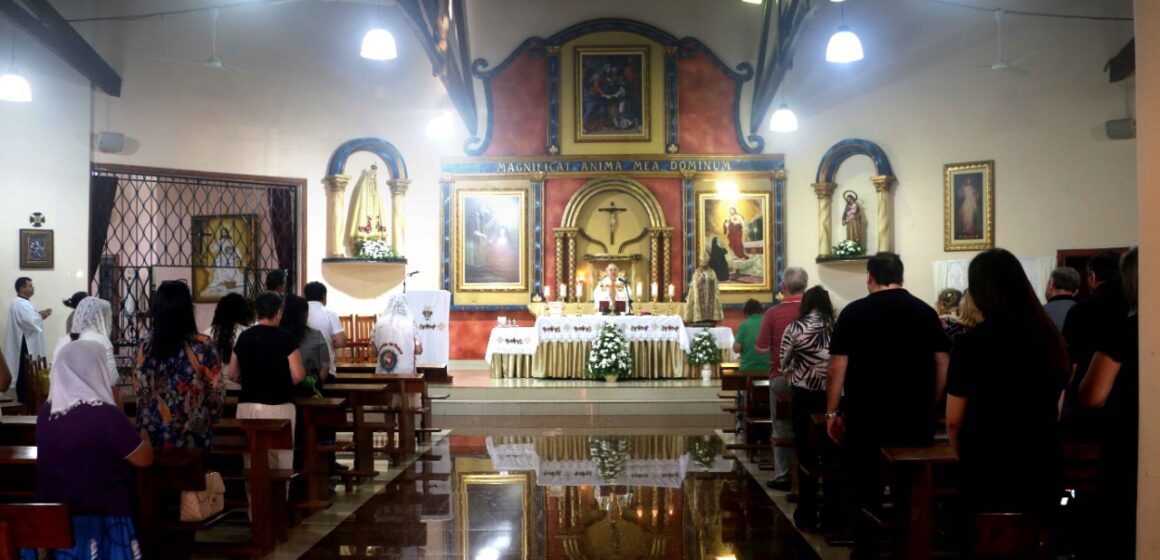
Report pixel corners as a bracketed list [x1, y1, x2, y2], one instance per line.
[29, 339, 154, 559]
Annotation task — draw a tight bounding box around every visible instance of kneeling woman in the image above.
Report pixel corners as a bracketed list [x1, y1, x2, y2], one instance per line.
[31, 340, 154, 559]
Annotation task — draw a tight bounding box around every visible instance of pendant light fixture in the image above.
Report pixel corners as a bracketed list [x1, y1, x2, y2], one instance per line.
[769, 102, 799, 132]
[0, 28, 31, 103]
[360, 3, 397, 61]
[825, 2, 864, 64]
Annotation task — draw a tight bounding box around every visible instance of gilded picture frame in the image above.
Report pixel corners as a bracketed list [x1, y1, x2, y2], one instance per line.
[19, 229, 53, 270]
[453, 187, 530, 293]
[457, 473, 533, 559]
[574, 45, 651, 143]
[191, 214, 257, 303]
[696, 191, 773, 292]
[944, 161, 995, 251]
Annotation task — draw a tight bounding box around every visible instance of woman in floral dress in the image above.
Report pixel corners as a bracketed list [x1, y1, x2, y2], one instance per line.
[135, 281, 224, 450]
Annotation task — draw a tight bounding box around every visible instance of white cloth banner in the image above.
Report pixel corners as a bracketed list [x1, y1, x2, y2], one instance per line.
[405, 290, 451, 367]
[932, 256, 1055, 304]
[485, 327, 538, 363]
[534, 316, 689, 350]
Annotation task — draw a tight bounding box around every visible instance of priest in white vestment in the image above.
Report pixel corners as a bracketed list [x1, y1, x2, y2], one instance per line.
[4, 277, 52, 402]
[592, 263, 633, 315]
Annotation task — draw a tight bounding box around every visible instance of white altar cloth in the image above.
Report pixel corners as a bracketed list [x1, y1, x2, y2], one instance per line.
[533, 315, 689, 350]
[484, 326, 538, 364]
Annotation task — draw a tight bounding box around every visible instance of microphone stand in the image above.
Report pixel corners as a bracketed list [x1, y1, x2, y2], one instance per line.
[404, 270, 420, 294]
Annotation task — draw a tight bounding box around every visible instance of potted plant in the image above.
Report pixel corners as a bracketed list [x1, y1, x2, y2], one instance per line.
[586, 322, 632, 383]
[687, 330, 722, 381]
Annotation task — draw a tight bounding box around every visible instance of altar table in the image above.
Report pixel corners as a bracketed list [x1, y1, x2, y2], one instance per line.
[484, 316, 735, 379]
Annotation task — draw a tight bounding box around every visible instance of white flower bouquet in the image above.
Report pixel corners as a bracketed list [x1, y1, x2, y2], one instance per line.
[589, 435, 632, 483]
[586, 322, 633, 379]
[357, 239, 401, 261]
[687, 330, 722, 366]
[831, 239, 865, 258]
[687, 434, 722, 471]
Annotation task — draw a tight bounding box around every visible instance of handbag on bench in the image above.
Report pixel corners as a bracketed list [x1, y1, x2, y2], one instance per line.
[180, 471, 225, 522]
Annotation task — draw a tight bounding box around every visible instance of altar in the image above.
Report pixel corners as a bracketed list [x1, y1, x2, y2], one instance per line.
[485, 315, 734, 379]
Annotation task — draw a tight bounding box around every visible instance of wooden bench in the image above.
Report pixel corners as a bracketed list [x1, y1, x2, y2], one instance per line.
[0, 416, 36, 446]
[295, 397, 348, 509]
[0, 446, 37, 500]
[135, 448, 212, 560]
[0, 503, 71, 559]
[878, 443, 959, 560]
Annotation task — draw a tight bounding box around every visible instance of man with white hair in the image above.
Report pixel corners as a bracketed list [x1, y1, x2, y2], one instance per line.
[755, 266, 808, 491]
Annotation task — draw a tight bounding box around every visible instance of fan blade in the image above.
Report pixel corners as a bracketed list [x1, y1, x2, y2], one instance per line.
[1003, 64, 1030, 76]
[222, 62, 247, 74]
[1008, 52, 1037, 67]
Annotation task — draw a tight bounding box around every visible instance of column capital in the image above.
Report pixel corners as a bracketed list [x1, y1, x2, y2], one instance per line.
[531, 171, 546, 182]
[812, 182, 837, 199]
[323, 175, 350, 192]
[679, 169, 696, 181]
[388, 179, 410, 196]
[772, 169, 787, 181]
[871, 175, 896, 192]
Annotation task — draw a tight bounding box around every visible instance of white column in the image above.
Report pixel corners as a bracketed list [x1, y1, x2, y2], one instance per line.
[812, 182, 837, 257]
[872, 175, 896, 253]
[321, 175, 350, 258]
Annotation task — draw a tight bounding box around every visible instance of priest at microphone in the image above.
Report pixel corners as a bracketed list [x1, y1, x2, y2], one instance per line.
[593, 263, 633, 315]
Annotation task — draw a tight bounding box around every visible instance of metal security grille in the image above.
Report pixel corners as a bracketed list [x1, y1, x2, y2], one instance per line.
[90, 165, 302, 355]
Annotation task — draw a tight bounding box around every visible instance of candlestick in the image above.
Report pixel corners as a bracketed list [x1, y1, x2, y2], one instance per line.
[559, 283, 567, 302]
[544, 285, 551, 301]
[667, 283, 675, 301]
[651, 282, 658, 302]
[635, 281, 643, 299]
[577, 282, 584, 300]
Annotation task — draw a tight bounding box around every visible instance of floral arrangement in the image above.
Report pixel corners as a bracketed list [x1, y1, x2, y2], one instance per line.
[687, 435, 723, 471]
[589, 435, 632, 483]
[831, 239, 865, 258]
[586, 322, 632, 379]
[357, 238, 401, 261]
[687, 330, 722, 366]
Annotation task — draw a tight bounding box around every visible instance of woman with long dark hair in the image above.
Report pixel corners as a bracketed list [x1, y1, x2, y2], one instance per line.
[946, 249, 1069, 518]
[779, 285, 835, 530]
[207, 293, 253, 390]
[278, 294, 329, 396]
[135, 281, 224, 450]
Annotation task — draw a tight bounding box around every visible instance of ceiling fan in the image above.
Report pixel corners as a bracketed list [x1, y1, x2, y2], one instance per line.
[156, 8, 246, 73]
[978, 9, 1032, 76]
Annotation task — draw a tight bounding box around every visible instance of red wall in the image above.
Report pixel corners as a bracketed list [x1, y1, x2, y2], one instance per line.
[450, 309, 536, 360]
[677, 52, 745, 154]
[484, 51, 549, 156]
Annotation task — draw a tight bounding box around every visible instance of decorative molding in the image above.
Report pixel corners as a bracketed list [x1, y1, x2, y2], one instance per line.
[814, 139, 896, 258]
[441, 154, 784, 178]
[814, 138, 894, 184]
[326, 137, 410, 179]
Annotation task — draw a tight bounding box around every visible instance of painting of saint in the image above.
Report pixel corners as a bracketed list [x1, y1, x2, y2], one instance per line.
[458, 192, 525, 288]
[954, 174, 984, 240]
[943, 161, 994, 251]
[192, 215, 255, 303]
[698, 192, 773, 292]
[575, 47, 649, 142]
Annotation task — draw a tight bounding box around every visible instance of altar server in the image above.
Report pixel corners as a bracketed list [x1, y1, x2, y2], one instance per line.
[4, 277, 52, 402]
[592, 263, 633, 314]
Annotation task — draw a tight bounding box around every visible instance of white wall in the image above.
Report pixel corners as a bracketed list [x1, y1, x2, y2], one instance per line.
[767, 1, 1137, 308]
[0, 26, 94, 352]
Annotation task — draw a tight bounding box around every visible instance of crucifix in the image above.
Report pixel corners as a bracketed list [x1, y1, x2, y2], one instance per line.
[597, 200, 628, 245]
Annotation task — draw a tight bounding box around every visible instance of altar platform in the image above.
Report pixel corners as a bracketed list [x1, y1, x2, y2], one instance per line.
[431, 361, 731, 433]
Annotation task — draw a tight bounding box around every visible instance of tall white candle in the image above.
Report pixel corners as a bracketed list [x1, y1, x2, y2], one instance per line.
[667, 283, 675, 300]
[651, 282, 658, 301]
[543, 285, 551, 301]
[560, 283, 567, 300]
[635, 281, 643, 299]
[577, 282, 584, 299]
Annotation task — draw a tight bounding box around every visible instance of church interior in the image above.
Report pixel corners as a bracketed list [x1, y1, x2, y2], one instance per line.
[0, 0, 1157, 558]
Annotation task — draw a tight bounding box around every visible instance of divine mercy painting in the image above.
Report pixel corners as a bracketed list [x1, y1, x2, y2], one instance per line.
[697, 192, 773, 292]
[575, 46, 650, 142]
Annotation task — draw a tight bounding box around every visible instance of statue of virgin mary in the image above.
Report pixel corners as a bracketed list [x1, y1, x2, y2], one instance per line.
[346, 165, 388, 255]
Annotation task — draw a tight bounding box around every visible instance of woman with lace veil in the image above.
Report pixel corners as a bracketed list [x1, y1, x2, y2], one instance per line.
[52, 296, 120, 387]
[26, 339, 153, 559]
[372, 293, 422, 375]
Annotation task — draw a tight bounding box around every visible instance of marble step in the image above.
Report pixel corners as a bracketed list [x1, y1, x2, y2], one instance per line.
[433, 399, 725, 416]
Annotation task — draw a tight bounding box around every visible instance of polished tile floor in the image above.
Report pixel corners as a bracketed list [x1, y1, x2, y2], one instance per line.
[297, 432, 817, 559]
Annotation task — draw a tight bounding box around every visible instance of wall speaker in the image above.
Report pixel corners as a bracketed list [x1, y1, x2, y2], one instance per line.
[1105, 118, 1136, 140]
[97, 131, 125, 153]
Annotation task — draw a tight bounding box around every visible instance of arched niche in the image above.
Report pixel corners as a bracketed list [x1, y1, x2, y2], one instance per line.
[556, 177, 673, 302]
[321, 137, 411, 259]
[811, 138, 897, 260]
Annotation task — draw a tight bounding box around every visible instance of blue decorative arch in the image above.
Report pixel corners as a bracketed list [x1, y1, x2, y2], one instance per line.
[815, 138, 893, 184]
[465, 18, 759, 156]
[326, 137, 409, 179]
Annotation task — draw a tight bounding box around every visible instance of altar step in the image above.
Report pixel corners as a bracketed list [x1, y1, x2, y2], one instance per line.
[432, 375, 726, 417]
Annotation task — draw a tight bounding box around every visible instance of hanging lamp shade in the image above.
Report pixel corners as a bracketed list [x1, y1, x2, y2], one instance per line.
[360, 28, 397, 60]
[825, 25, 863, 63]
[0, 69, 31, 102]
[769, 103, 798, 132]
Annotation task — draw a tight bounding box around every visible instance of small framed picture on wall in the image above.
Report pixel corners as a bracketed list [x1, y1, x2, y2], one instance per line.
[19, 229, 54, 269]
[944, 160, 995, 251]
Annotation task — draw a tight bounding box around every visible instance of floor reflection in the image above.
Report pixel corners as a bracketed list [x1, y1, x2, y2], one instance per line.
[300, 433, 816, 559]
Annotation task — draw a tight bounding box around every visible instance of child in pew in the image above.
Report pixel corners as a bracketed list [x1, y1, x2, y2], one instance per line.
[30, 339, 154, 560]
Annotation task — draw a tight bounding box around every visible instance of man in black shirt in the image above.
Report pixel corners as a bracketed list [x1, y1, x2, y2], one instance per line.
[1062, 251, 1128, 403]
[824, 253, 951, 556]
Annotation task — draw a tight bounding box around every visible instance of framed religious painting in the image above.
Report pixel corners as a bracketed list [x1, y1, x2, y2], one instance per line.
[944, 161, 995, 251]
[453, 186, 529, 293]
[574, 46, 651, 143]
[696, 191, 774, 292]
[191, 214, 257, 303]
[19, 229, 53, 269]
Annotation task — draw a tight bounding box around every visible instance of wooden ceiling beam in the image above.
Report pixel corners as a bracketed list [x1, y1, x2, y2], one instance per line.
[0, 0, 122, 96]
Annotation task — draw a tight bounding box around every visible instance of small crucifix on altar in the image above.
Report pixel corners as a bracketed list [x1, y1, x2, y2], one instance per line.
[597, 200, 628, 245]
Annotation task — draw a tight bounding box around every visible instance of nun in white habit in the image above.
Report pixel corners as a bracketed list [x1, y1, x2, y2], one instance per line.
[52, 297, 121, 387]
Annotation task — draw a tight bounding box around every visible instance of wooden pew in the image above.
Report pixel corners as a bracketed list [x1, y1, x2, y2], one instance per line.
[0, 417, 36, 446]
[295, 397, 347, 511]
[879, 443, 959, 560]
[333, 373, 435, 445]
[0, 447, 37, 501]
[320, 383, 395, 478]
[0, 503, 71, 559]
[135, 449, 209, 560]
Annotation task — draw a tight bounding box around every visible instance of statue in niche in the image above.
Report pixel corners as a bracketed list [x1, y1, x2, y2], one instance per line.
[346, 165, 388, 254]
[841, 190, 863, 245]
[684, 254, 723, 326]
